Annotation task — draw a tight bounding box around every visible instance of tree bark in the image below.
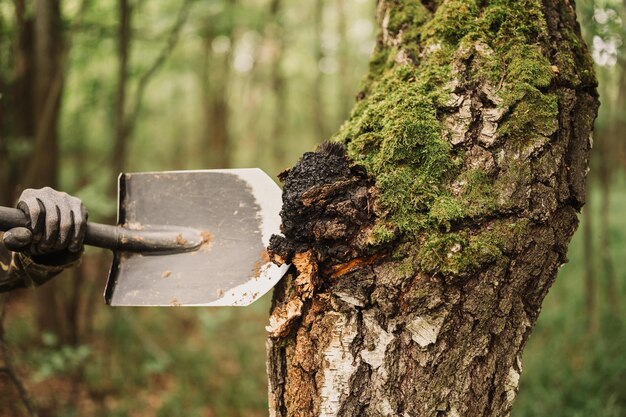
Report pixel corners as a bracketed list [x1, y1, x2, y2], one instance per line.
[266, 1, 598, 416]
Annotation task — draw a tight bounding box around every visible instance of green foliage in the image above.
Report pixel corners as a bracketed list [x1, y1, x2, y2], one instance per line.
[31, 332, 91, 381]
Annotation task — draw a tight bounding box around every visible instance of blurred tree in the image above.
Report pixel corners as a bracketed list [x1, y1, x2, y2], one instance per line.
[28, 0, 66, 337]
[198, 0, 236, 169]
[582, 0, 623, 320]
[336, 0, 351, 121]
[28, 0, 64, 189]
[311, 0, 328, 141]
[583, 204, 597, 333]
[1, 0, 36, 204]
[112, 0, 131, 189]
[266, 1, 598, 416]
[269, 0, 287, 168]
[112, 0, 191, 181]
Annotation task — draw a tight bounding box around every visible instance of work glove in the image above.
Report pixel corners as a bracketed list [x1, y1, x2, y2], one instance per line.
[2, 187, 88, 266]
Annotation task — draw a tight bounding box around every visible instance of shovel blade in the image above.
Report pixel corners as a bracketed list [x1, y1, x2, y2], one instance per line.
[104, 169, 288, 306]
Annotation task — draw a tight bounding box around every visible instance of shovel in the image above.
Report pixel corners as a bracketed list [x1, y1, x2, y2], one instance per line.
[0, 169, 289, 307]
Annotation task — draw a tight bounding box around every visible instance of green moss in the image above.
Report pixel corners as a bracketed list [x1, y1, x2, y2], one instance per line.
[457, 169, 498, 217]
[418, 219, 529, 276]
[332, 0, 594, 273]
[554, 9, 597, 87]
[369, 221, 398, 246]
[361, 48, 392, 93]
[335, 63, 456, 242]
[422, 168, 499, 231]
[505, 45, 554, 90]
[387, 0, 431, 36]
[480, 0, 546, 47]
[422, 0, 479, 45]
[418, 231, 501, 276]
[429, 195, 465, 228]
[500, 89, 559, 139]
[375, 166, 440, 234]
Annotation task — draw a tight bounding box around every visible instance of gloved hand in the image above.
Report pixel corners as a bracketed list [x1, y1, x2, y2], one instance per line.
[2, 187, 87, 265]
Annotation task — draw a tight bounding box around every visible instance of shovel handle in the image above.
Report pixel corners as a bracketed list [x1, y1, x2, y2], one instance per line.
[0, 206, 203, 254]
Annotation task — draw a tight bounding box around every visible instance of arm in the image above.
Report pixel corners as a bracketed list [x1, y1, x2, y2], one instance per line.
[0, 187, 87, 292]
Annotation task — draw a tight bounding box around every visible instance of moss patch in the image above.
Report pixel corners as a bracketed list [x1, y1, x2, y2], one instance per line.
[331, 0, 595, 275]
[421, 0, 479, 45]
[418, 219, 529, 276]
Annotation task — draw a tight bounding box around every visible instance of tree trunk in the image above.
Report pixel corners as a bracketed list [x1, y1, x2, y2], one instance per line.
[266, 1, 598, 416]
[200, 40, 232, 169]
[582, 204, 596, 334]
[112, 0, 132, 188]
[312, 0, 328, 141]
[30, 0, 65, 337]
[28, 0, 64, 189]
[199, 1, 234, 170]
[1, 0, 35, 204]
[269, 0, 288, 169]
[598, 153, 619, 318]
[335, 0, 352, 122]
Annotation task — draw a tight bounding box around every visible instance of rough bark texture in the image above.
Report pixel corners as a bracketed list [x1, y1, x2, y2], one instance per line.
[266, 1, 598, 416]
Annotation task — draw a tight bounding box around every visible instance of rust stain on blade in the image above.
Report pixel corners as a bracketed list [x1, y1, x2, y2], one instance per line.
[175, 234, 187, 245]
[198, 231, 213, 251]
[252, 249, 270, 279]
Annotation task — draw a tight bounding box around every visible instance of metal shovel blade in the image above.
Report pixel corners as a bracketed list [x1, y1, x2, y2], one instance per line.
[104, 169, 288, 306]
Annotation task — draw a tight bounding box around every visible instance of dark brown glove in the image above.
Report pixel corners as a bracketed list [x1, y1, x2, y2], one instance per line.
[2, 187, 87, 266]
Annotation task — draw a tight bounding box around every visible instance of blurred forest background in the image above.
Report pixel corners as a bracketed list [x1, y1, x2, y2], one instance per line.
[0, 0, 624, 416]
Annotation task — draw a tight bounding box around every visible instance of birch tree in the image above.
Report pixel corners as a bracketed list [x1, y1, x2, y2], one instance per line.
[266, 0, 599, 416]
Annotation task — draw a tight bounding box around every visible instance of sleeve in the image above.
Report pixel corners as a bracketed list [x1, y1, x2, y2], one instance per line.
[0, 237, 80, 293]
